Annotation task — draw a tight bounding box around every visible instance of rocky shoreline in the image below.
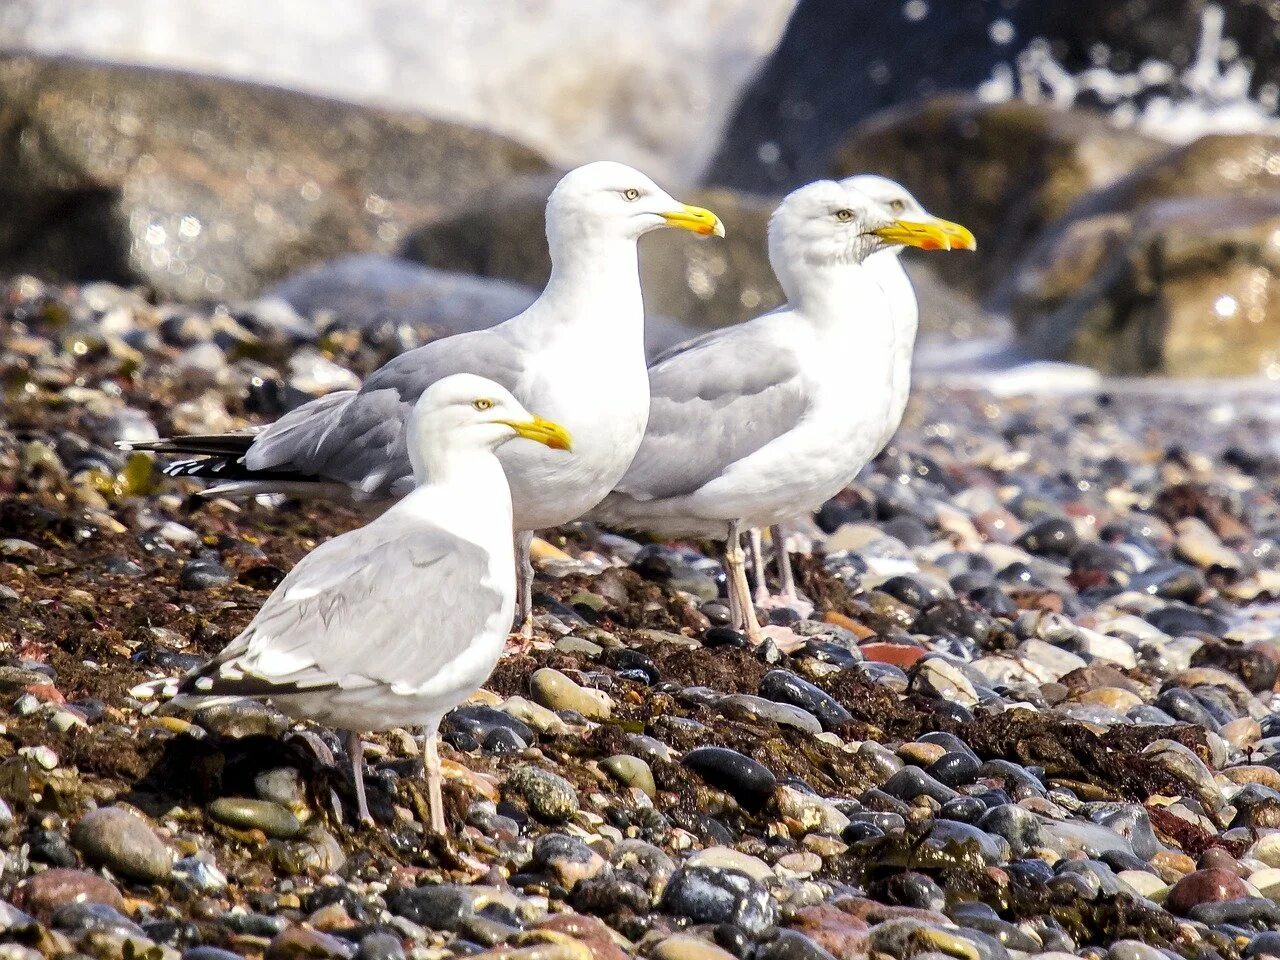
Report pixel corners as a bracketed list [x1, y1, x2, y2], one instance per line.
[2, 277, 1280, 959]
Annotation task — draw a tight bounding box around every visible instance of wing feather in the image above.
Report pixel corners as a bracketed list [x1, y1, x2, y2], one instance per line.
[184, 522, 502, 699]
[615, 324, 809, 501]
[242, 329, 528, 498]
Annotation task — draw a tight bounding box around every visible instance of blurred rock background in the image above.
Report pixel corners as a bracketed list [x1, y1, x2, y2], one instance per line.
[3, 0, 1280, 376]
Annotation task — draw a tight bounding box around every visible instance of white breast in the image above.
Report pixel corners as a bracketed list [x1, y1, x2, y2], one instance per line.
[500, 336, 651, 531]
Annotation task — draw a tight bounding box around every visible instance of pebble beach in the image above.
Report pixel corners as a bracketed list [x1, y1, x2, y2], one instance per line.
[3, 276, 1280, 960]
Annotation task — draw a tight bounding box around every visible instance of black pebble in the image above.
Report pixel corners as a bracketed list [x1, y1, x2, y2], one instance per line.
[482, 727, 526, 753]
[1017, 517, 1077, 556]
[879, 575, 938, 609]
[928, 752, 982, 788]
[713, 924, 752, 959]
[660, 865, 776, 937]
[356, 933, 406, 960]
[180, 559, 233, 589]
[755, 930, 836, 960]
[704, 626, 747, 648]
[25, 828, 77, 867]
[940, 796, 988, 823]
[1146, 605, 1229, 638]
[758, 669, 853, 731]
[604, 648, 660, 684]
[682, 747, 776, 809]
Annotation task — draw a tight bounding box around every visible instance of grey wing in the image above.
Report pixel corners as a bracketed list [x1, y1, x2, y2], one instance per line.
[243, 329, 527, 497]
[186, 524, 502, 697]
[616, 327, 809, 501]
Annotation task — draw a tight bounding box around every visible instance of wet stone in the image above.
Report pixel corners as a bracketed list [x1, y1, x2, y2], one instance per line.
[882, 767, 959, 804]
[600, 755, 657, 798]
[682, 747, 777, 809]
[532, 833, 607, 889]
[928, 752, 981, 788]
[355, 933, 405, 960]
[719, 694, 823, 735]
[14, 869, 124, 920]
[180, 558, 233, 589]
[1018, 517, 1078, 557]
[266, 925, 355, 960]
[651, 934, 738, 960]
[758, 669, 853, 731]
[529, 667, 613, 720]
[660, 865, 777, 937]
[1164, 868, 1252, 916]
[444, 705, 535, 747]
[755, 930, 841, 960]
[191, 701, 291, 738]
[51, 901, 144, 937]
[1145, 605, 1228, 638]
[208, 798, 302, 840]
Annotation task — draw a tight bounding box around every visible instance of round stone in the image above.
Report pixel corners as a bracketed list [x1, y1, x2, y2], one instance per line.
[1017, 517, 1078, 557]
[72, 806, 173, 883]
[1164, 868, 1251, 916]
[659, 864, 776, 937]
[682, 747, 776, 809]
[208, 798, 302, 839]
[507, 765, 580, 822]
[529, 667, 613, 720]
[600, 754, 657, 797]
[14, 869, 124, 919]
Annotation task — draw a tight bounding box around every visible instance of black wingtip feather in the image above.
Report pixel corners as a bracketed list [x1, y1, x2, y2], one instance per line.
[121, 433, 258, 457]
[178, 666, 337, 699]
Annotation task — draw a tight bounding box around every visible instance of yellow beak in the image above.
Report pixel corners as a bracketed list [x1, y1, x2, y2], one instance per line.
[503, 415, 573, 451]
[660, 204, 726, 238]
[871, 217, 977, 252]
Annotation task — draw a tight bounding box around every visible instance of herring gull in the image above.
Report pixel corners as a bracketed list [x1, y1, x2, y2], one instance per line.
[175, 373, 572, 830]
[128, 161, 723, 633]
[590, 179, 974, 643]
[750, 175, 965, 611]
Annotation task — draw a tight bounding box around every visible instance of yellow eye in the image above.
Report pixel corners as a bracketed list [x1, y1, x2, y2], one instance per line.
[623, 188, 640, 201]
[472, 398, 494, 411]
[835, 209, 854, 222]
[889, 199, 906, 213]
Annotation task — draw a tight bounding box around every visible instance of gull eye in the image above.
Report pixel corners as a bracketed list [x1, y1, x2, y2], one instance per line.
[889, 199, 906, 213]
[835, 209, 854, 222]
[623, 188, 640, 201]
[472, 398, 494, 411]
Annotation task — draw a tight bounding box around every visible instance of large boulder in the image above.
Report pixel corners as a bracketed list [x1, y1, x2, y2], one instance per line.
[830, 96, 1163, 294]
[708, 0, 1280, 192]
[0, 0, 795, 183]
[267, 254, 539, 338]
[1004, 134, 1280, 376]
[0, 54, 552, 300]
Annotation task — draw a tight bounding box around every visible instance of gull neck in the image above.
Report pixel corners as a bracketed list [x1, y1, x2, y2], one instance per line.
[782, 258, 882, 324]
[540, 231, 643, 318]
[405, 444, 515, 543]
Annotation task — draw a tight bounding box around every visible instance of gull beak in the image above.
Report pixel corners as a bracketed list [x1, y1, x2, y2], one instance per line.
[871, 217, 977, 252]
[661, 203, 726, 238]
[504, 415, 573, 451]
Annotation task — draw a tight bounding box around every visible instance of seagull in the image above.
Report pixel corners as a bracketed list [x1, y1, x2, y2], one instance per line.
[748, 175, 960, 611]
[590, 179, 974, 643]
[175, 373, 572, 830]
[127, 161, 724, 633]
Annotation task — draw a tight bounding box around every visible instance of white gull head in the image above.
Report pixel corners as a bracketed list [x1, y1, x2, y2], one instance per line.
[544, 161, 724, 248]
[409, 373, 571, 482]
